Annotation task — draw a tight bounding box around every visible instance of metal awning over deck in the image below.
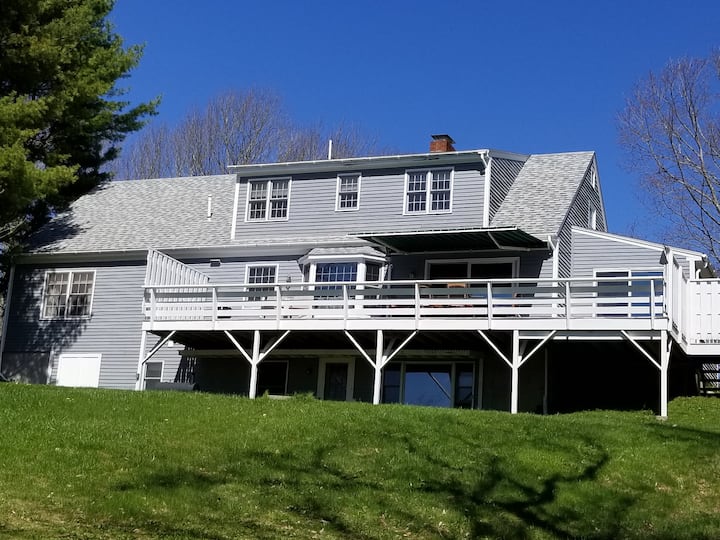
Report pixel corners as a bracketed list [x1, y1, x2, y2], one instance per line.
[355, 227, 547, 253]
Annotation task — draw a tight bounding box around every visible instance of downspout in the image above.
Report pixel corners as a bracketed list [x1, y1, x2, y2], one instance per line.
[480, 150, 492, 228]
[0, 264, 16, 374]
[545, 235, 559, 416]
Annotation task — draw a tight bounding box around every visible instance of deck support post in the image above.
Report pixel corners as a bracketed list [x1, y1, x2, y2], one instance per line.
[248, 330, 261, 399]
[660, 331, 670, 418]
[135, 331, 176, 390]
[134, 331, 148, 391]
[373, 330, 384, 405]
[543, 348, 549, 415]
[511, 330, 520, 414]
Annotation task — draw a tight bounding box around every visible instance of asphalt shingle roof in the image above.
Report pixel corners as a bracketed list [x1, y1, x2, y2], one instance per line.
[491, 152, 594, 237]
[27, 175, 236, 253]
[26, 151, 596, 255]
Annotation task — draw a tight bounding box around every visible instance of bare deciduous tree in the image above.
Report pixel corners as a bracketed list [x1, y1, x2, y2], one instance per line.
[114, 89, 387, 179]
[619, 50, 720, 264]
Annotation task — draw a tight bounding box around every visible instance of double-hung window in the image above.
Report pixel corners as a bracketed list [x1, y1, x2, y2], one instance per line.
[42, 270, 95, 319]
[246, 178, 290, 221]
[246, 265, 278, 302]
[405, 168, 453, 214]
[336, 174, 360, 211]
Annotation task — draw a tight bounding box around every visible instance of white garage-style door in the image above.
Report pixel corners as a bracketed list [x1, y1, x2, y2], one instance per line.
[56, 353, 102, 388]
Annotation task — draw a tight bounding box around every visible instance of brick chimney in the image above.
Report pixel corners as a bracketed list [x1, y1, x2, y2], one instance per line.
[429, 134, 455, 153]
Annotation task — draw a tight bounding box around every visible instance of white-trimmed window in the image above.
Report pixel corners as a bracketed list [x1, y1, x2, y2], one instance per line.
[245, 264, 278, 301]
[336, 174, 360, 211]
[405, 168, 453, 214]
[144, 361, 163, 390]
[315, 262, 358, 283]
[246, 178, 290, 221]
[41, 270, 95, 319]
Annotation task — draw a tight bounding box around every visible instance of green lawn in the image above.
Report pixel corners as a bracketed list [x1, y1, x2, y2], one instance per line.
[0, 385, 718, 539]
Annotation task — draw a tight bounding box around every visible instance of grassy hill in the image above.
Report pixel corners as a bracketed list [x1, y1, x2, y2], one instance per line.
[0, 385, 718, 539]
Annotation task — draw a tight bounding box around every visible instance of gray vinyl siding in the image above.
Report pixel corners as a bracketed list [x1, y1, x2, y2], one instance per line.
[184, 257, 305, 284]
[557, 165, 607, 278]
[234, 164, 485, 239]
[571, 230, 665, 278]
[4, 261, 180, 390]
[489, 158, 525, 223]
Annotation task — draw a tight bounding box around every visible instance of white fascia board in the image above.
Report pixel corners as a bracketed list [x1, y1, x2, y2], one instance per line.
[572, 227, 707, 259]
[229, 150, 492, 176]
[16, 249, 148, 264]
[229, 149, 529, 178]
[487, 149, 530, 162]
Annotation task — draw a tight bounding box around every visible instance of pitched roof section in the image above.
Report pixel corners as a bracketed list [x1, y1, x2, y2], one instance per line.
[27, 175, 235, 254]
[491, 152, 595, 237]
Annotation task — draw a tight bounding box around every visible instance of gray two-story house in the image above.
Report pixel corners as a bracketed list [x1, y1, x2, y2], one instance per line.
[2, 135, 718, 415]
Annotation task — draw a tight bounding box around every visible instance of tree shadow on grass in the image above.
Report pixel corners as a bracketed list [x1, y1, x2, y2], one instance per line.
[114, 437, 621, 539]
[109, 417, 720, 539]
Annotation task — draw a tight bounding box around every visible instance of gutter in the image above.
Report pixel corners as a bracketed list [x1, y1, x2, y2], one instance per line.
[16, 236, 373, 264]
[227, 148, 528, 176]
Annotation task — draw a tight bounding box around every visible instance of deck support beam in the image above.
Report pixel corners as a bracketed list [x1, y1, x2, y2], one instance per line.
[660, 331, 670, 418]
[511, 330, 520, 414]
[620, 330, 671, 417]
[225, 330, 291, 399]
[345, 329, 418, 405]
[249, 330, 261, 399]
[134, 331, 148, 391]
[373, 330, 384, 405]
[135, 330, 176, 390]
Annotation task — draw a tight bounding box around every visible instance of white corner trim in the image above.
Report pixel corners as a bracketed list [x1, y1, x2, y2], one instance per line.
[230, 178, 240, 240]
[482, 157, 492, 228]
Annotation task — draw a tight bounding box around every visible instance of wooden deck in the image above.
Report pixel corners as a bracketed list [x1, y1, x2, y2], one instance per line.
[142, 276, 666, 329]
[140, 275, 720, 354]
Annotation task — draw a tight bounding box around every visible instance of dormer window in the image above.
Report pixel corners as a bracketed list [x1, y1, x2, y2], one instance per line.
[246, 178, 290, 221]
[336, 174, 360, 211]
[405, 168, 453, 214]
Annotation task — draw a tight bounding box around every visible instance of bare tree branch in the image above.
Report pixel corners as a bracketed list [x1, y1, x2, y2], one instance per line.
[619, 50, 720, 265]
[113, 89, 391, 179]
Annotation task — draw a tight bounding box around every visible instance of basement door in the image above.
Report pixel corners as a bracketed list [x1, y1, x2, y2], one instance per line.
[56, 353, 102, 387]
[318, 358, 355, 401]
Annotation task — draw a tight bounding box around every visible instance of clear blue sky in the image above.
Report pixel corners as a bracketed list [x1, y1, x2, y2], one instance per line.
[110, 0, 720, 241]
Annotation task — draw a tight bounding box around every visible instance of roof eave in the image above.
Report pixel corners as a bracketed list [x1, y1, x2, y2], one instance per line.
[227, 149, 529, 177]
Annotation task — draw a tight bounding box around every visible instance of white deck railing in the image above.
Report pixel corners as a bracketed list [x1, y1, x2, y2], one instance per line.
[685, 279, 720, 345]
[143, 276, 666, 327]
